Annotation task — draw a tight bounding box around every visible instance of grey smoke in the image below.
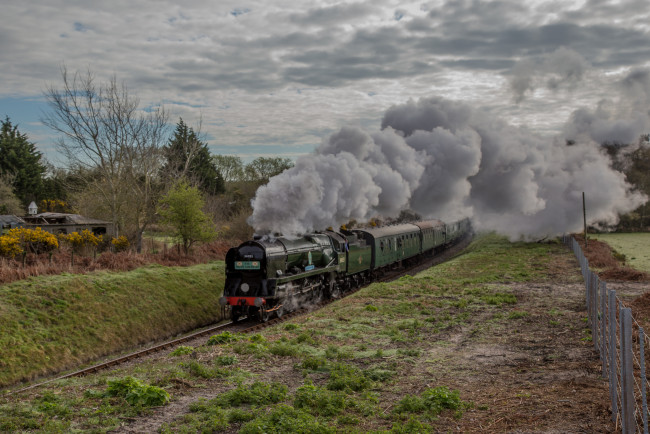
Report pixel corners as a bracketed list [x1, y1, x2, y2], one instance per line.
[249, 96, 646, 240]
[509, 47, 590, 103]
[563, 68, 650, 145]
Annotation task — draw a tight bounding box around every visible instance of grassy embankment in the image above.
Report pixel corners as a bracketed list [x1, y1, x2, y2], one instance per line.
[0, 262, 225, 388]
[591, 233, 650, 272]
[0, 234, 570, 433]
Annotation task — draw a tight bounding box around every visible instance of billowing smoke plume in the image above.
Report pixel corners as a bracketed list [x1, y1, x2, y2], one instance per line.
[563, 68, 650, 145]
[249, 96, 647, 240]
[509, 47, 590, 103]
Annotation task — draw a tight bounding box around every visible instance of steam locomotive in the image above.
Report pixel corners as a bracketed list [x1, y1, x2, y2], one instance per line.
[219, 219, 471, 322]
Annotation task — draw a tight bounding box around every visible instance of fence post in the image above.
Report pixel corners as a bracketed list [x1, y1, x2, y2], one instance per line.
[592, 273, 599, 352]
[621, 307, 634, 433]
[640, 327, 649, 434]
[609, 289, 618, 423]
[600, 281, 607, 377]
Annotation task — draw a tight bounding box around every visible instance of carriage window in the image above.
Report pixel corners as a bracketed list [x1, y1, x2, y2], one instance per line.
[380, 241, 384, 251]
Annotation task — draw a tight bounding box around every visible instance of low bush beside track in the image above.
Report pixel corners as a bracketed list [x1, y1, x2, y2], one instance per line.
[0, 262, 225, 387]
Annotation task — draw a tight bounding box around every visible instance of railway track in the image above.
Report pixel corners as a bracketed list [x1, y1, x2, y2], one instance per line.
[7, 233, 472, 395]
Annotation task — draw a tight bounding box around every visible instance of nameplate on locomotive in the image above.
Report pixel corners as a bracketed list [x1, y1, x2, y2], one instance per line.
[235, 261, 260, 270]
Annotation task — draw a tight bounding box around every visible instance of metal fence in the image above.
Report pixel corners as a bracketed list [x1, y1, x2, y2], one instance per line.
[564, 235, 649, 433]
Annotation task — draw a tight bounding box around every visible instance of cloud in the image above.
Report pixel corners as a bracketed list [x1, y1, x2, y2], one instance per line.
[2, 0, 650, 167]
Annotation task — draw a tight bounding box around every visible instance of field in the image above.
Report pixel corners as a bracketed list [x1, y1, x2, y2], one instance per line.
[0, 234, 619, 432]
[591, 233, 650, 272]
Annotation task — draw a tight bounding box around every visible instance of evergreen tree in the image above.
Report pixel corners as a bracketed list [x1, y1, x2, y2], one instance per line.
[0, 176, 23, 215]
[163, 119, 225, 195]
[0, 117, 46, 206]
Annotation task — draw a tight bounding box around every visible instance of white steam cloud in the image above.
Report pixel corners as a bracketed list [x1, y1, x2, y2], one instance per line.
[249, 94, 647, 240]
[509, 47, 590, 103]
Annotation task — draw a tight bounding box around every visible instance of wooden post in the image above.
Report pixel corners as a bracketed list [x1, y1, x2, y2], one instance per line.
[583, 191, 588, 248]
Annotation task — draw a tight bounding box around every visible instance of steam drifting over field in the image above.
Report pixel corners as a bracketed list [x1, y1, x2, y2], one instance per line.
[250, 84, 649, 239]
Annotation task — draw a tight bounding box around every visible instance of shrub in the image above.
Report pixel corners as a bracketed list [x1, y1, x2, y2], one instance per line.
[61, 229, 103, 253]
[0, 235, 22, 257]
[111, 235, 130, 252]
[105, 376, 170, 407]
[6, 227, 58, 254]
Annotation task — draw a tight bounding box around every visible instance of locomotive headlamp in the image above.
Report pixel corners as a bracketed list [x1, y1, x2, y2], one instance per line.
[219, 297, 228, 306]
[254, 297, 264, 307]
[241, 283, 250, 293]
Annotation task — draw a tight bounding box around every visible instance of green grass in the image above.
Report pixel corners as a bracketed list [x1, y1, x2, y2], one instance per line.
[0, 233, 568, 432]
[591, 233, 650, 272]
[0, 262, 225, 387]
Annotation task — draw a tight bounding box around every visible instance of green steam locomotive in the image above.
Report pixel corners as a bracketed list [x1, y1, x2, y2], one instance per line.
[220, 219, 470, 322]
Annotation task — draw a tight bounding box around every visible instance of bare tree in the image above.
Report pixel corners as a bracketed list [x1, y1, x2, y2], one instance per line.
[42, 67, 169, 251]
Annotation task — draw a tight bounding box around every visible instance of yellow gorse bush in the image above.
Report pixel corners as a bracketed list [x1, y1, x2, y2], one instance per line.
[39, 199, 70, 213]
[61, 229, 103, 248]
[0, 235, 23, 257]
[111, 235, 129, 252]
[4, 227, 59, 254]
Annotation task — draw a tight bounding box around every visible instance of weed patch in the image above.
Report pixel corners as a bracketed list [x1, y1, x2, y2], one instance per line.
[327, 363, 373, 393]
[105, 376, 170, 407]
[393, 386, 468, 420]
[293, 382, 349, 416]
[169, 345, 194, 356]
[180, 360, 230, 379]
[240, 404, 334, 434]
[207, 331, 239, 345]
[212, 381, 288, 407]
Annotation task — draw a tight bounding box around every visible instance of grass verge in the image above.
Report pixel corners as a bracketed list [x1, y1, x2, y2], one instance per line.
[0, 262, 225, 387]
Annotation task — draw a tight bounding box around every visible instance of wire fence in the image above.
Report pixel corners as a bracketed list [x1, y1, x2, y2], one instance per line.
[564, 235, 649, 433]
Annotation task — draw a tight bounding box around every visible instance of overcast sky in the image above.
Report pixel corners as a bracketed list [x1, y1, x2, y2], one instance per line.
[1, 0, 649, 165]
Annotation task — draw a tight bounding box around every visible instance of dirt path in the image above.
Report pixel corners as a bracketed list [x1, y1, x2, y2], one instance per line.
[427, 281, 614, 432]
